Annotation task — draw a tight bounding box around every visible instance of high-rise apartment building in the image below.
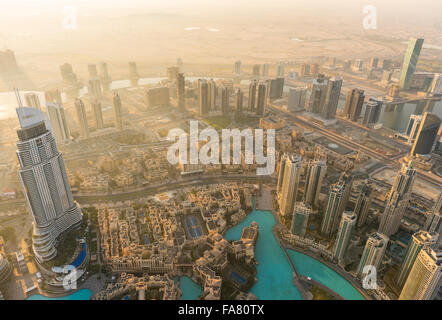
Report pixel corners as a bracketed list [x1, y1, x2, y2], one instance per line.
[287, 87, 307, 112]
[248, 80, 257, 112]
[395, 231, 438, 289]
[357, 232, 389, 279]
[399, 247, 441, 300]
[24, 93, 41, 111]
[208, 79, 217, 111]
[410, 112, 441, 156]
[333, 211, 356, 263]
[92, 99, 104, 129]
[234, 61, 241, 75]
[198, 79, 209, 116]
[322, 77, 342, 119]
[344, 88, 365, 121]
[74, 98, 89, 139]
[177, 73, 185, 112]
[308, 74, 328, 114]
[304, 159, 327, 208]
[279, 155, 302, 217]
[15, 107, 82, 262]
[399, 38, 424, 90]
[221, 86, 229, 116]
[113, 92, 123, 131]
[256, 82, 267, 116]
[354, 183, 373, 228]
[46, 102, 71, 144]
[291, 202, 311, 237]
[235, 88, 243, 118]
[362, 98, 382, 128]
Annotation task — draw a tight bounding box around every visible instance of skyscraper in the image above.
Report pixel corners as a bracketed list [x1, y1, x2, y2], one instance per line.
[234, 61, 241, 75]
[322, 77, 342, 119]
[208, 79, 217, 111]
[59, 63, 78, 84]
[92, 99, 104, 130]
[128, 61, 139, 86]
[88, 78, 102, 98]
[410, 112, 441, 156]
[46, 102, 71, 144]
[379, 161, 416, 236]
[99, 62, 112, 91]
[424, 192, 442, 248]
[362, 98, 382, 128]
[268, 78, 284, 101]
[262, 64, 269, 78]
[15, 107, 82, 262]
[256, 82, 267, 116]
[378, 191, 409, 237]
[291, 202, 311, 237]
[24, 93, 41, 111]
[221, 86, 229, 116]
[395, 231, 438, 289]
[113, 92, 123, 131]
[248, 80, 257, 112]
[357, 232, 389, 279]
[276, 64, 284, 77]
[253, 65, 260, 77]
[333, 211, 356, 263]
[287, 87, 307, 112]
[321, 173, 352, 236]
[74, 98, 89, 139]
[308, 74, 328, 114]
[45, 89, 62, 104]
[279, 155, 302, 217]
[277, 154, 288, 194]
[344, 88, 365, 121]
[235, 88, 243, 118]
[198, 79, 209, 116]
[304, 159, 327, 208]
[177, 73, 185, 112]
[405, 114, 423, 145]
[354, 183, 374, 228]
[399, 247, 442, 300]
[167, 67, 179, 81]
[88, 64, 98, 78]
[399, 38, 424, 90]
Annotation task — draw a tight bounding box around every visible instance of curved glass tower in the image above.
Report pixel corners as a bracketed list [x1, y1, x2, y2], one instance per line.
[16, 107, 82, 263]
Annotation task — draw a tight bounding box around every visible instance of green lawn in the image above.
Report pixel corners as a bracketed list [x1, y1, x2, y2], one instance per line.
[203, 116, 231, 130]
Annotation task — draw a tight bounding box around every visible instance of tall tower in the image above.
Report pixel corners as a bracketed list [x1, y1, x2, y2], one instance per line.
[304, 159, 327, 208]
[410, 112, 441, 156]
[321, 173, 352, 236]
[235, 88, 243, 118]
[99, 62, 112, 91]
[221, 86, 229, 116]
[198, 79, 209, 116]
[255, 82, 267, 116]
[24, 93, 41, 111]
[322, 77, 342, 119]
[234, 61, 241, 75]
[46, 102, 71, 144]
[74, 98, 89, 139]
[279, 155, 302, 217]
[262, 64, 269, 78]
[277, 154, 288, 194]
[88, 79, 102, 98]
[399, 38, 424, 90]
[208, 79, 217, 111]
[291, 202, 311, 237]
[248, 80, 257, 112]
[355, 183, 374, 228]
[395, 231, 438, 289]
[378, 191, 408, 237]
[379, 161, 416, 236]
[424, 192, 442, 248]
[253, 65, 260, 78]
[362, 98, 383, 128]
[128, 61, 140, 86]
[344, 89, 365, 121]
[357, 232, 389, 279]
[399, 247, 442, 300]
[308, 74, 328, 114]
[15, 107, 82, 262]
[333, 211, 357, 263]
[113, 92, 123, 130]
[92, 99, 104, 130]
[177, 73, 185, 112]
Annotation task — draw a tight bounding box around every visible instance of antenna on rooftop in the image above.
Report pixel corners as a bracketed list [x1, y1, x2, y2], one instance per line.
[14, 88, 24, 107]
